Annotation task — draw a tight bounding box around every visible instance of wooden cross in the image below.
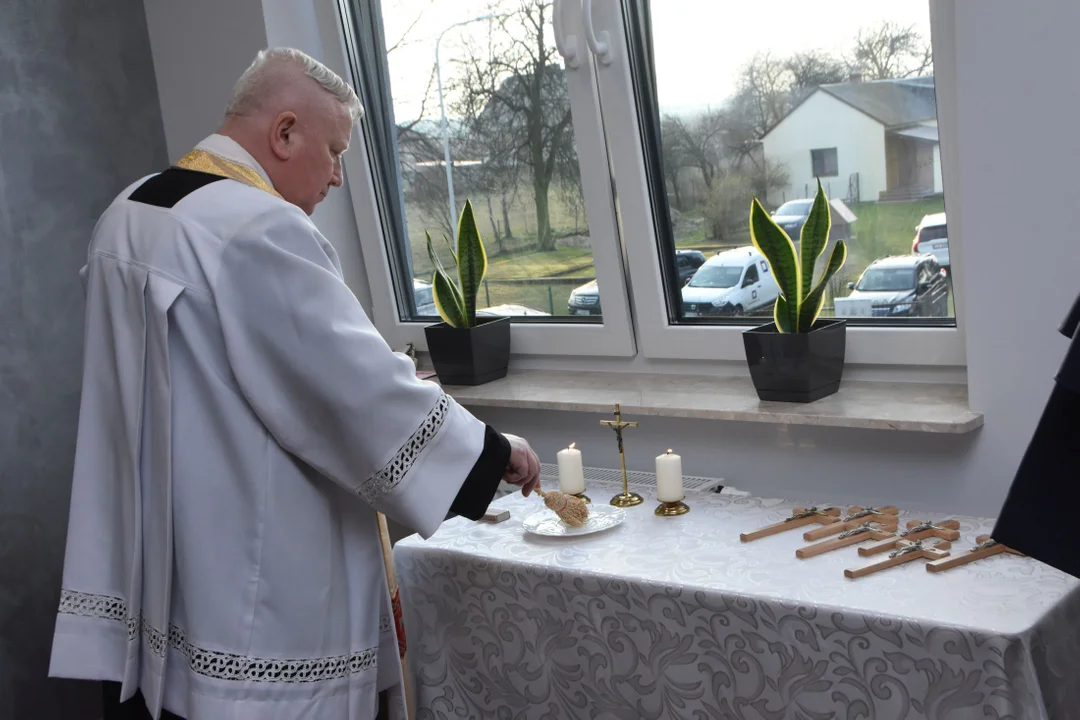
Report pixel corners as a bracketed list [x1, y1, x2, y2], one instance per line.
[740, 506, 842, 542]
[857, 519, 961, 557]
[796, 518, 899, 559]
[803, 505, 900, 541]
[845, 538, 952, 579]
[926, 535, 1024, 573]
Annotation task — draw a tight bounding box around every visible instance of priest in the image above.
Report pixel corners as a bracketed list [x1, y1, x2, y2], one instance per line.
[993, 290, 1080, 576]
[49, 48, 540, 720]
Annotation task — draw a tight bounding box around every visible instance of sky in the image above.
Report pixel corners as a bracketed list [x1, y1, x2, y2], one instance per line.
[379, 0, 933, 122]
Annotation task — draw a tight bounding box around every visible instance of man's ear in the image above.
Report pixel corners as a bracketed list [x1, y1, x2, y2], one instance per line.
[269, 111, 298, 161]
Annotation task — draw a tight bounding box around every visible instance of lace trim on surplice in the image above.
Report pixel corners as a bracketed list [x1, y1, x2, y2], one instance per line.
[58, 589, 378, 683]
[358, 392, 450, 505]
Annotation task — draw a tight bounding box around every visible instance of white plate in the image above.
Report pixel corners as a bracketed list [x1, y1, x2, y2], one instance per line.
[522, 505, 626, 537]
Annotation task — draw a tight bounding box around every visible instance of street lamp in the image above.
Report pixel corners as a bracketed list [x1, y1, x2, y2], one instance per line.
[435, 13, 494, 239]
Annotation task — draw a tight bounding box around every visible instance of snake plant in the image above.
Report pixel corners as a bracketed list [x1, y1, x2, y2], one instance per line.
[749, 180, 847, 333]
[427, 199, 488, 328]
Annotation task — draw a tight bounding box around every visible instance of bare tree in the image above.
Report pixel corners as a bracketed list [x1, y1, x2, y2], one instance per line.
[663, 109, 728, 191]
[849, 21, 933, 80]
[660, 115, 687, 210]
[457, 0, 575, 252]
[731, 52, 793, 138]
[785, 50, 847, 101]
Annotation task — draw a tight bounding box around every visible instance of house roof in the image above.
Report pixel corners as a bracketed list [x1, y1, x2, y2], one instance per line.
[819, 76, 938, 129]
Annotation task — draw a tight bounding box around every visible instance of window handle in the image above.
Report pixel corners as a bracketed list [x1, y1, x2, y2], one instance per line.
[553, 0, 580, 69]
[582, 0, 612, 64]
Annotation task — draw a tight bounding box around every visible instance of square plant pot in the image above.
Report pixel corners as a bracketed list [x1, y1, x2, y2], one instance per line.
[425, 316, 510, 386]
[742, 319, 846, 402]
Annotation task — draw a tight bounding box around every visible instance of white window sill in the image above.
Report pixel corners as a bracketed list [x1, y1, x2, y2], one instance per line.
[442, 369, 982, 434]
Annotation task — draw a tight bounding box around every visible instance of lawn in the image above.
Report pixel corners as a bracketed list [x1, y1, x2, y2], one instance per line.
[844, 198, 946, 283]
[480, 282, 579, 316]
[486, 245, 595, 280]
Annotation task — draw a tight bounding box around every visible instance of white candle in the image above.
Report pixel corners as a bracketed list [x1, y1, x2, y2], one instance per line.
[655, 449, 684, 502]
[557, 443, 586, 494]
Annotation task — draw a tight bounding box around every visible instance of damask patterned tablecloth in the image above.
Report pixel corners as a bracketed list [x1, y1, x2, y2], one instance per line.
[394, 488, 1080, 719]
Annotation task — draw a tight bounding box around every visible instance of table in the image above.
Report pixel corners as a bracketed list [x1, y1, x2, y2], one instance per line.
[394, 486, 1080, 719]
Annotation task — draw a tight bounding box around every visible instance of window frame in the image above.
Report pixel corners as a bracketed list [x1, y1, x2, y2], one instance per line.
[582, 0, 967, 365]
[811, 147, 839, 178]
[328, 0, 637, 358]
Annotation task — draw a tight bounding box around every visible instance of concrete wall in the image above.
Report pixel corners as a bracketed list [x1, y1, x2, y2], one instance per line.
[762, 91, 887, 205]
[0, 0, 168, 717]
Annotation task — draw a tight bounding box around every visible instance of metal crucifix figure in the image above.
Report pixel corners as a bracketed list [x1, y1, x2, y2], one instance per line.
[601, 403, 642, 507]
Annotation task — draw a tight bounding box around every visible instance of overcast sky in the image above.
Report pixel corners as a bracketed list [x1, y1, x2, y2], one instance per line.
[380, 0, 933, 121]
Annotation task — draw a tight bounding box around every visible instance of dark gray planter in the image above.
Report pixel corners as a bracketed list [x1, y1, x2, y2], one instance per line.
[425, 316, 510, 386]
[742, 319, 846, 402]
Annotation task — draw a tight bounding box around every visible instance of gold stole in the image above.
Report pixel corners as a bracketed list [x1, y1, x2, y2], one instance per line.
[174, 148, 282, 199]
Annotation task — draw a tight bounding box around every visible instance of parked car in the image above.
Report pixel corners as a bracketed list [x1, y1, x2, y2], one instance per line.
[839, 255, 949, 317]
[478, 304, 550, 317]
[680, 247, 780, 317]
[567, 250, 705, 315]
[912, 212, 949, 269]
[567, 280, 601, 316]
[674, 249, 707, 285]
[414, 278, 436, 316]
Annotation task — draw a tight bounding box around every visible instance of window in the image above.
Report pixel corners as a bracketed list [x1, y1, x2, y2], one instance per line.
[603, 0, 956, 338]
[338, 0, 636, 357]
[743, 264, 759, 286]
[336, 0, 963, 365]
[811, 148, 839, 178]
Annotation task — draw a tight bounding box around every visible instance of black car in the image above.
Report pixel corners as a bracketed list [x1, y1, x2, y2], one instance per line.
[844, 255, 950, 317]
[567, 250, 706, 315]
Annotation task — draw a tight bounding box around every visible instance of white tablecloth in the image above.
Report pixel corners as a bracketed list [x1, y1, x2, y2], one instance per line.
[394, 486, 1080, 719]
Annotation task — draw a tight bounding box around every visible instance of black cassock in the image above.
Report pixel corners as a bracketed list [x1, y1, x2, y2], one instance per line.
[993, 291, 1080, 578]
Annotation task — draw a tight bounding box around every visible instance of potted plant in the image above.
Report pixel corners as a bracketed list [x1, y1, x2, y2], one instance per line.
[743, 181, 848, 402]
[424, 199, 510, 386]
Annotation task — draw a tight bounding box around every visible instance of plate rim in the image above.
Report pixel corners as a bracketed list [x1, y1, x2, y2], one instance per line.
[522, 505, 626, 537]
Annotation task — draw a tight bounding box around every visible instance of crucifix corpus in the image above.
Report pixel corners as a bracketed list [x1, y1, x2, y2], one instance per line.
[857, 519, 961, 556]
[845, 538, 952, 579]
[796, 519, 899, 559]
[740, 506, 842, 542]
[803, 505, 900, 541]
[601, 403, 642, 507]
[926, 535, 1024, 573]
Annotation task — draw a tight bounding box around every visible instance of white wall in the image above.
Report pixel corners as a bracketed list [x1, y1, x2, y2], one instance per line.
[143, 0, 268, 163]
[762, 91, 886, 205]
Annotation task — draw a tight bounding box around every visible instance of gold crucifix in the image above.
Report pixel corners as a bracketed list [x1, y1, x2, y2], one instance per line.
[601, 403, 643, 507]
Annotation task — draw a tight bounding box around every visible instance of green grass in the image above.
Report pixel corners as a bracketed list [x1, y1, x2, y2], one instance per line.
[478, 282, 579, 316]
[486, 246, 595, 280]
[845, 198, 946, 281]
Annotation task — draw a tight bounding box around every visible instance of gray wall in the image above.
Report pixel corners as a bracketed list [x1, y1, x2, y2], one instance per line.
[0, 1, 167, 717]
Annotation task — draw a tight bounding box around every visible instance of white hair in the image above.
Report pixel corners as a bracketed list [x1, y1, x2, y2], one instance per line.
[226, 47, 364, 123]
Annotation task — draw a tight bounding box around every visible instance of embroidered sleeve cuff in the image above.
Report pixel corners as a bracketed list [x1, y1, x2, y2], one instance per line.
[449, 425, 510, 520]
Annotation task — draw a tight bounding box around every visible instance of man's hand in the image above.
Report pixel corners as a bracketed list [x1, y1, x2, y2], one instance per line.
[503, 434, 541, 497]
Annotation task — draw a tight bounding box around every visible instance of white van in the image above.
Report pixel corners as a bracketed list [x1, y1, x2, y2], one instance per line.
[680, 247, 780, 317]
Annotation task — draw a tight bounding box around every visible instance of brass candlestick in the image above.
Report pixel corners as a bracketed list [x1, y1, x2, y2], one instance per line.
[601, 403, 643, 507]
[574, 492, 591, 504]
[655, 500, 690, 516]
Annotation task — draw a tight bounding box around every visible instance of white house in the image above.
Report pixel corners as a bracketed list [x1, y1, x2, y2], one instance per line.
[762, 77, 943, 206]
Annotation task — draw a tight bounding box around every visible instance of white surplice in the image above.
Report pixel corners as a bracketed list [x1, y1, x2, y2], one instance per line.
[49, 135, 487, 719]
